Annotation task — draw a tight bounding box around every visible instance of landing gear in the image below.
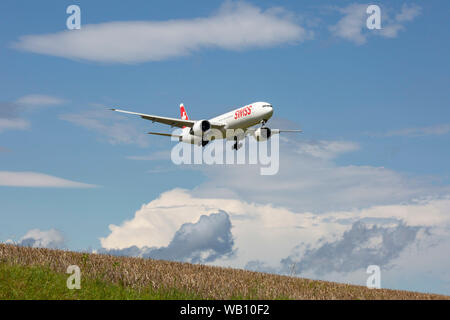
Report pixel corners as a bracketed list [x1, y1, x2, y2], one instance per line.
[232, 136, 242, 150]
[232, 143, 242, 150]
[232, 142, 242, 150]
[200, 132, 209, 147]
[260, 119, 267, 127]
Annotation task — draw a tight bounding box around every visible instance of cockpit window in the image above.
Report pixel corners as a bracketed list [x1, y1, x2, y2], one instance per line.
[263, 104, 272, 108]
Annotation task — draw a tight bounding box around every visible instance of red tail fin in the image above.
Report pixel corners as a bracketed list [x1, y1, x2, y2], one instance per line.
[180, 103, 189, 120]
[180, 103, 189, 128]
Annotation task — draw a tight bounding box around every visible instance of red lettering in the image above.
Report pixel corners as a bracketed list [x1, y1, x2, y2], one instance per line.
[235, 106, 253, 120]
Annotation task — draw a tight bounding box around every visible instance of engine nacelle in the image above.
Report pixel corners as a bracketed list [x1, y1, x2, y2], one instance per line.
[190, 120, 211, 137]
[253, 127, 272, 142]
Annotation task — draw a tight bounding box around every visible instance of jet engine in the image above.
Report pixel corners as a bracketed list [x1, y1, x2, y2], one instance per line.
[190, 120, 211, 137]
[253, 127, 272, 141]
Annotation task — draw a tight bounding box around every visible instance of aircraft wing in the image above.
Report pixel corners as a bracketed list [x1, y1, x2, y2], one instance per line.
[111, 108, 225, 129]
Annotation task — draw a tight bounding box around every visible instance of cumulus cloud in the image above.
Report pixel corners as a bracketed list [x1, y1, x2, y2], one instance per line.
[100, 187, 450, 265]
[60, 107, 150, 147]
[13, 2, 307, 64]
[149, 211, 234, 263]
[103, 211, 235, 263]
[280, 220, 421, 276]
[99, 133, 450, 268]
[100, 188, 320, 267]
[0, 171, 97, 188]
[244, 219, 450, 294]
[15, 228, 66, 249]
[329, 3, 421, 45]
[98, 133, 450, 293]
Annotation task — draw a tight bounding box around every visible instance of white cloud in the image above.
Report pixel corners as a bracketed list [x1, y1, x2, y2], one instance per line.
[101, 137, 449, 255]
[17, 228, 66, 249]
[378, 4, 421, 39]
[0, 118, 29, 133]
[99, 188, 450, 290]
[395, 3, 421, 22]
[99, 135, 450, 294]
[329, 4, 368, 45]
[13, 2, 307, 64]
[0, 171, 97, 188]
[100, 188, 318, 267]
[292, 226, 450, 295]
[100, 189, 311, 268]
[294, 139, 359, 160]
[101, 211, 235, 264]
[15, 94, 65, 107]
[329, 3, 421, 44]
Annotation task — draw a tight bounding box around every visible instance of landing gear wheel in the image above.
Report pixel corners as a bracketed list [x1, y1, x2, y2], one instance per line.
[232, 143, 242, 150]
[232, 136, 242, 150]
[201, 140, 209, 147]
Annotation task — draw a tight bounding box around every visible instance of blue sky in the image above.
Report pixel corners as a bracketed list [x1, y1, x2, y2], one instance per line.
[1, 0, 450, 295]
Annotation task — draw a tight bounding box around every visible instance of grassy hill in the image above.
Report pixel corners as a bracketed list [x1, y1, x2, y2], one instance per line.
[0, 244, 447, 300]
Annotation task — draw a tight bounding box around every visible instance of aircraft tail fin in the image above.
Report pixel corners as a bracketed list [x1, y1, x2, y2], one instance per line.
[180, 103, 189, 120]
[180, 103, 189, 129]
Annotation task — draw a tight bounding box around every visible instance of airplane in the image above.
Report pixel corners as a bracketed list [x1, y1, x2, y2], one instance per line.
[111, 102, 302, 150]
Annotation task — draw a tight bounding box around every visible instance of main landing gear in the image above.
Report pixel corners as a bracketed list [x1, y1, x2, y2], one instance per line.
[232, 136, 242, 150]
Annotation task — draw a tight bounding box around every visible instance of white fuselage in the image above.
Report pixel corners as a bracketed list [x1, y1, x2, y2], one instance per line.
[180, 102, 274, 144]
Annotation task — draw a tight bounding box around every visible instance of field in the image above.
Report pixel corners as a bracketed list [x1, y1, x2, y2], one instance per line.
[0, 244, 447, 300]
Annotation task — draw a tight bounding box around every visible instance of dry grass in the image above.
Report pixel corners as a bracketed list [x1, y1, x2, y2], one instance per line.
[0, 244, 447, 300]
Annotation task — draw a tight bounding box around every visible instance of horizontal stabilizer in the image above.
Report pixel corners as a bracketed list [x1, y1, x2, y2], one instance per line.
[271, 129, 303, 134]
[246, 128, 303, 136]
[147, 131, 182, 138]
